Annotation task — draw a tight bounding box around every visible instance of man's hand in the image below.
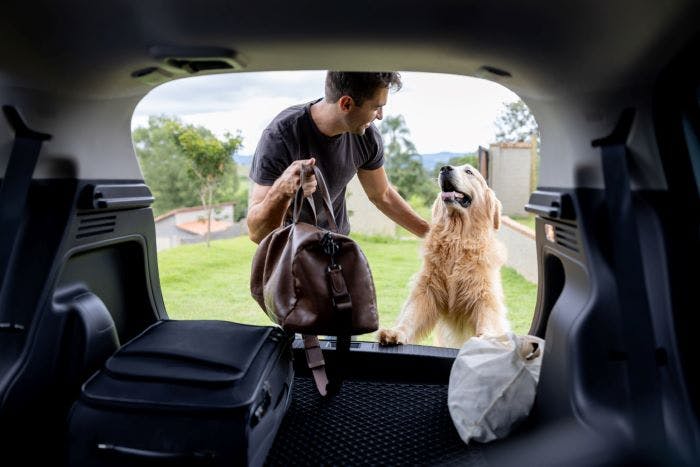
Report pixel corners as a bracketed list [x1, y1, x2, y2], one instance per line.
[272, 158, 317, 198]
[247, 157, 318, 244]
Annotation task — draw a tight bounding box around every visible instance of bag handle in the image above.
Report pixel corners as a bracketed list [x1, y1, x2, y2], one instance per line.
[309, 166, 336, 226]
[291, 179, 317, 225]
[293, 165, 338, 232]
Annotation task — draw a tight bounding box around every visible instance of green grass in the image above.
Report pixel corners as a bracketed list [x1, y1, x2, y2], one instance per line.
[157, 235, 537, 346]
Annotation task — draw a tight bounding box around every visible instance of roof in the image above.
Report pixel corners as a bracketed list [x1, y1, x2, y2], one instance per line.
[176, 219, 233, 236]
[154, 202, 235, 223]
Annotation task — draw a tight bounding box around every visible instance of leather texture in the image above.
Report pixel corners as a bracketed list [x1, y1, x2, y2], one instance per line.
[250, 166, 378, 336]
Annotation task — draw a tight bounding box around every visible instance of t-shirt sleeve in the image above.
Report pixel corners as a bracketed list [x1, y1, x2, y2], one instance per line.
[249, 128, 293, 185]
[359, 125, 385, 170]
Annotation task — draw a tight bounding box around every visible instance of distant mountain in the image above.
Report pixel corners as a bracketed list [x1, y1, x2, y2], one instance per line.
[418, 151, 476, 170]
[233, 154, 254, 166]
[234, 152, 476, 171]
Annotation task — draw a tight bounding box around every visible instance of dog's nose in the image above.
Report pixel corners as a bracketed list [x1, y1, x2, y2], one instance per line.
[440, 166, 453, 174]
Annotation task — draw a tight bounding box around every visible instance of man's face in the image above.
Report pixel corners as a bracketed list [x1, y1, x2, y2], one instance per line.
[346, 87, 388, 135]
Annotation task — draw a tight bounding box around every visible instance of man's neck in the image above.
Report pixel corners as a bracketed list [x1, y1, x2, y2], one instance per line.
[310, 100, 345, 137]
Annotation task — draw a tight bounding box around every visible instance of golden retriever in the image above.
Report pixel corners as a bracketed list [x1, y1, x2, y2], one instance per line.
[378, 163, 510, 348]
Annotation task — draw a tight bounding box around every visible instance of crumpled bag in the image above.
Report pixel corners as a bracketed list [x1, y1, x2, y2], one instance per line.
[448, 332, 545, 445]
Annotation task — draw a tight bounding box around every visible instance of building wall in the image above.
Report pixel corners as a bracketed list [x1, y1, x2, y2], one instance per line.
[496, 216, 537, 283]
[155, 204, 236, 251]
[155, 215, 190, 251]
[180, 223, 247, 245]
[346, 175, 396, 237]
[488, 144, 532, 216]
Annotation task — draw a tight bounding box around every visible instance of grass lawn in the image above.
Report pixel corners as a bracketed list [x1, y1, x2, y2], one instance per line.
[157, 235, 537, 346]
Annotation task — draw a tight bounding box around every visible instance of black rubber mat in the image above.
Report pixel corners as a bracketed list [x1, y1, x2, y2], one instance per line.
[266, 377, 483, 466]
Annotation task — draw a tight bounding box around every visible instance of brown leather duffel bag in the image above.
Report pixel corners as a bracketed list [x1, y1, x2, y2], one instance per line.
[250, 166, 378, 395]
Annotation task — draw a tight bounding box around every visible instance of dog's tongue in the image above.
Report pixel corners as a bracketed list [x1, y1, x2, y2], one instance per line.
[441, 191, 464, 201]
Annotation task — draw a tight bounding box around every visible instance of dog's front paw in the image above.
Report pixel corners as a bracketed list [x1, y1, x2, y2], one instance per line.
[378, 328, 406, 346]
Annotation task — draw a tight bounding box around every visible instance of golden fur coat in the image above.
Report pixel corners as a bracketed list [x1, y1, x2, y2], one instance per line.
[378, 164, 510, 348]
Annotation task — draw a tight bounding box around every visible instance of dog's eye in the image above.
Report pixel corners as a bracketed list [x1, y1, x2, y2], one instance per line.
[465, 169, 473, 175]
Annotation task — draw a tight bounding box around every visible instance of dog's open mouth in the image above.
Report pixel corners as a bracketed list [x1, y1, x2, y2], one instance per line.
[440, 180, 472, 207]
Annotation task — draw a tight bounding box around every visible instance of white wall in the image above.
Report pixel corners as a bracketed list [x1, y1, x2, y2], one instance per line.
[496, 216, 537, 283]
[488, 144, 533, 216]
[346, 175, 396, 237]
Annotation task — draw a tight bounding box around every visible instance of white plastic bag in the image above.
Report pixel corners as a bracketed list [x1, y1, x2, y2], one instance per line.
[448, 332, 545, 445]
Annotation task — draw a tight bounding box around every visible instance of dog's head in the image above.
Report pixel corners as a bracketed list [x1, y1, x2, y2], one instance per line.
[432, 164, 501, 230]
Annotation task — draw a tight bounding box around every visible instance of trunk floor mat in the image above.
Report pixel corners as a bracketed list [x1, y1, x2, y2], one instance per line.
[266, 376, 484, 466]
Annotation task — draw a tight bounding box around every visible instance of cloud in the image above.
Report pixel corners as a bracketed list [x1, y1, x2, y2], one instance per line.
[131, 71, 523, 154]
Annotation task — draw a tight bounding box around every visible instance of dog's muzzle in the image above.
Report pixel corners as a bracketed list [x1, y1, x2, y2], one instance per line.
[439, 173, 472, 207]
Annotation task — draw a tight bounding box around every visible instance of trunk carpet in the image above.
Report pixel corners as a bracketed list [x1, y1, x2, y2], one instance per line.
[266, 377, 484, 466]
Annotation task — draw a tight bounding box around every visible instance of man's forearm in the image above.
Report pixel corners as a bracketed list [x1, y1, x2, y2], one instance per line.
[372, 188, 430, 238]
[247, 185, 293, 243]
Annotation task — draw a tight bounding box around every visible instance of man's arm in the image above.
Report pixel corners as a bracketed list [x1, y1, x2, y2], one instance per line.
[247, 158, 317, 244]
[357, 166, 430, 238]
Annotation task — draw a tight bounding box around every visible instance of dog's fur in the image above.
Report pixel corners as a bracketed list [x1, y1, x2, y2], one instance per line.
[378, 164, 510, 348]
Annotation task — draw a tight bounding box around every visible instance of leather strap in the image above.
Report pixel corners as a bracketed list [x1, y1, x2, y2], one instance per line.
[302, 267, 353, 397]
[327, 265, 352, 312]
[326, 265, 352, 395]
[292, 175, 317, 224]
[303, 334, 328, 396]
[329, 334, 351, 395]
[309, 166, 337, 231]
[295, 123, 336, 231]
[297, 160, 349, 396]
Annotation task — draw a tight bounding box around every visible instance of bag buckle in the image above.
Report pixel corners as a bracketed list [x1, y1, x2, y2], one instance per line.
[321, 232, 339, 255]
[321, 232, 340, 267]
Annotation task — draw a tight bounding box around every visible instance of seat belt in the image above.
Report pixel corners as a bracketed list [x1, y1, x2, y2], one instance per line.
[0, 106, 51, 325]
[592, 108, 665, 454]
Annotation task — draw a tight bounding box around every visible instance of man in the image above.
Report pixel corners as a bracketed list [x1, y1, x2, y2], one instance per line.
[247, 71, 429, 243]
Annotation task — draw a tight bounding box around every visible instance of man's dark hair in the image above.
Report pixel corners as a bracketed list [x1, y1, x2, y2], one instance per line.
[325, 71, 402, 106]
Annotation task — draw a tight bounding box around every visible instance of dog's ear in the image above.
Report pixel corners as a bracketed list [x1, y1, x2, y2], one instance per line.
[431, 195, 445, 221]
[490, 189, 502, 230]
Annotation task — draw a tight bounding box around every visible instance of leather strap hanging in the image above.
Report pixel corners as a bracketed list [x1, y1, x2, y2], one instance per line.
[302, 334, 329, 396]
[301, 167, 353, 395]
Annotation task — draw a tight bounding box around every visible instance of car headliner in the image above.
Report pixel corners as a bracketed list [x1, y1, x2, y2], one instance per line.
[1, 0, 699, 186]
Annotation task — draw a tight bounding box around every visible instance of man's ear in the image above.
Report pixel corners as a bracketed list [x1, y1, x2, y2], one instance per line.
[338, 96, 354, 112]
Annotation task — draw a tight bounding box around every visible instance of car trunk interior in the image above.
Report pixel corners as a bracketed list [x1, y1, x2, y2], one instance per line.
[2, 1, 700, 465]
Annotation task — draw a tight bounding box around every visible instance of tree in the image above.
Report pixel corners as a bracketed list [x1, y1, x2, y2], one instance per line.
[133, 116, 200, 214]
[379, 115, 433, 205]
[494, 100, 538, 143]
[380, 115, 417, 155]
[133, 116, 244, 245]
[174, 127, 243, 246]
[494, 100, 540, 189]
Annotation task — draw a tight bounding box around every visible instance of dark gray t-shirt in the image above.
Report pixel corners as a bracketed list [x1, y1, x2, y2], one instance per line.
[249, 99, 384, 234]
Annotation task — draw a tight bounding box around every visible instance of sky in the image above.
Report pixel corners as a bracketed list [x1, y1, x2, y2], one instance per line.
[131, 71, 521, 155]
